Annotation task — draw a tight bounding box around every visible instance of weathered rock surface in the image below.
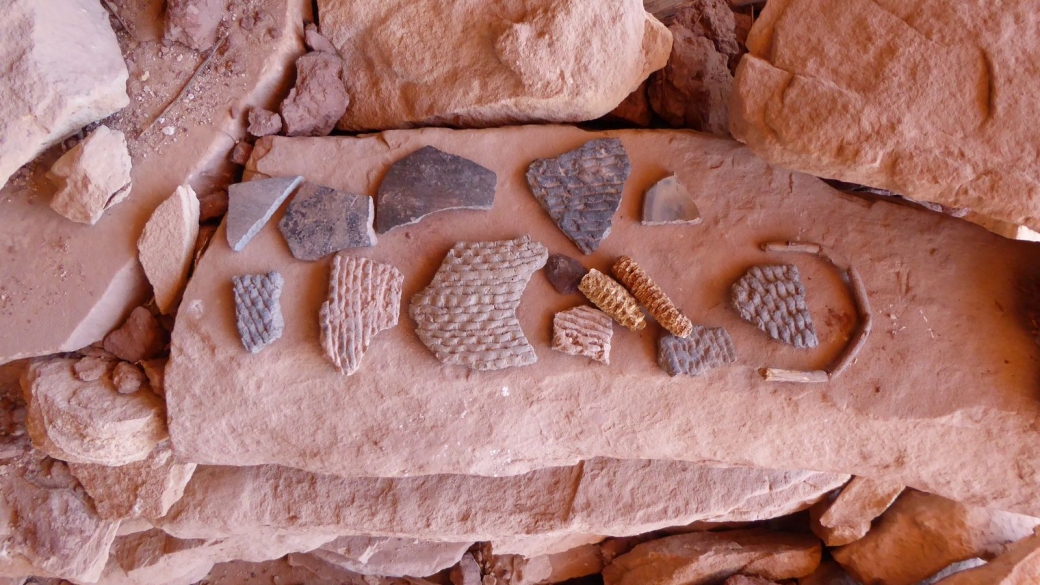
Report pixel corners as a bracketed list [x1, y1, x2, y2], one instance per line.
[543, 254, 587, 295]
[451, 553, 481, 585]
[69, 441, 196, 521]
[375, 146, 497, 234]
[601, 529, 821, 585]
[643, 174, 702, 225]
[725, 576, 779, 585]
[410, 237, 548, 371]
[232, 272, 285, 354]
[277, 182, 376, 261]
[112, 362, 147, 394]
[541, 543, 604, 583]
[0, 0, 129, 190]
[732, 265, 818, 349]
[164, 0, 226, 51]
[798, 560, 859, 585]
[160, 459, 847, 543]
[658, 326, 736, 376]
[303, 23, 338, 55]
[48, 125, 133, 225]
[313, 537, 472, 578]
[810, 476, 903, 546]
[74, 355, 111, 382]
[23, 359, 167, 466]
[832, 491, 1040, 585]
[138, 186, 201, 314]
[0, 450, 120, 583]
[318, 0, 671, 130]
[731, 0, 1040, 230]
[923, 560, 989, 584]
[320, 255, 403, 375]
[527, 139, 631, 254]
[552, 306, 613, 364]
[280, 52, 349, 137]
[103, 307, 167, 364]
[246, 108, 283, 138]
[169, 127, 1040, 515]
[226, 176, 303, 252]
[936, 533, 1040, 584]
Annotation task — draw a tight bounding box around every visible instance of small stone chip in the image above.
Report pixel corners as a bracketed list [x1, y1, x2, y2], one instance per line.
[658, 327, 736, 377]
[544, 254, 588, 295]
[612, 256, 693, 338]
[579, 269, 646, 332]
[732, 264, 818, 349]
[232, 272, 285, 354]
[112, 362, 146, 394]
[552, 305, 613, 364]
[73, 357, 110, 382]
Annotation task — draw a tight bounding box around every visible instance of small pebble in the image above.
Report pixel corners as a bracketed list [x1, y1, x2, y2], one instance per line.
[162, 126, 176, 136]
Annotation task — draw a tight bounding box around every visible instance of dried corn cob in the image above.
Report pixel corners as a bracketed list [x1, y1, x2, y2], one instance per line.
[612, 256, 693, 338]
[578, 269, 645, 331]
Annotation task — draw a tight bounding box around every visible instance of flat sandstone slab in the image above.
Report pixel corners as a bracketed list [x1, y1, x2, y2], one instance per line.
[167, 126, 1040, 514]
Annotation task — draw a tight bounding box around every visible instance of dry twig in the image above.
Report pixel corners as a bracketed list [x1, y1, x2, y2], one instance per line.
[139, 36, 227, 138]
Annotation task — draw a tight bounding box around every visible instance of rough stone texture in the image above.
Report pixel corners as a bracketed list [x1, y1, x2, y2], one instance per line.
[232, 272, 285, 354]
[410, 237, 548, 371]
[280, 52, 349, 137]
[320, 255, 403, 375]
[798, 560, 859, 585]
[542, 543, 604, 583]
[198, 190, 230, 222]
[602, 529, 822, 585]
[74, 356, 111, 382]
[103, 307, 167, 364]
[526, 138, 632, 254]
[168, 127, 1040, 514]
[730, 0, 1040, 230]
[810, 476, 904, 546]
[732, 265, 819, 349]
[318, 0, 671, 131]
[112, 362, 146, 394]
[658, 326, 736, 377]
[246, 108, 283, 138]
[552, 306, 613, 364]
[313, 537, 472, 578]
[376, 146, 497, 234]
[451, 553, 481, 585]
[0, 450, 120, 583]
[226, 176, 303, 252]
[643, 174, 702, 225]
[68, 440, 196, 521]
[48, 125, 133, 225]
[935, 533, 1040, 584]
[0, 0, 307, 366]
[164, 0, 226, 51]
[303, 23, 338, 55]
[23, 358, 167, 466]
[229, 141, 253, 166]
[138, 185, 201, 314]
[725, 576, 779, 585]
[923, 560, 989, 585]
[277, 182, 376, 261]
[579, 269, 645, 331]
[832, 491, 1040, 585]
[613, 255, 692, 337]
[543, 254, 588, 296]
[0, 0, 129, 190]
[649, 0, 739, 134]
[160, 459, 848, 543]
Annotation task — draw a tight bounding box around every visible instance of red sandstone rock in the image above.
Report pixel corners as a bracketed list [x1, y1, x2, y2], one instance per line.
[112, 362, 147, 394]
[810, 476, 904, 546]
[303, 23, 338, 54]
[280, 52, 349, 137]
[48, 125, 133, 225]
[198, 190, 230, 223]
[103, 307, 167, 364]
[138, 185, 200, 315]
[935, 532, 1040, 584]
[246, 108, 283, 138]
[313, 537, 472, 578]
[164, 0, 226, 51]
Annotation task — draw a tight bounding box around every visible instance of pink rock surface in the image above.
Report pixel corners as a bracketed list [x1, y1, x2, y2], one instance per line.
[48, 125, 133, 225]
[164, 0, 226, 52]
[103, 306, 168, 364]
[935, 532, 1040, 584]
[159, 459, 847, 542]
[313, 536, 472, 578]
[730, 0, 1040, 229]
[810, 475, 903, 546]
[317, 0, 671, 130]
[280, 52, 349, 137]
[167, 126, 1040, 515]
[137, 185, 200, 314]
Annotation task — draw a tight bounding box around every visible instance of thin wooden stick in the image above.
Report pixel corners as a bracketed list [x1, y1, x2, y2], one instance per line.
[139, 36, 226, 138]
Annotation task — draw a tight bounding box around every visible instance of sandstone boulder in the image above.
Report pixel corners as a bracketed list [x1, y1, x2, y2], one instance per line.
[730, 0, 1040, 230]
[935, 533, 1040, 584]
[0, 0, 129, 190]
[832, 490, 1040, 585]
[809, 476, 904, 546]
[69, 441, 197, 521]
[138, 185, 200, 315]
[312, 537, 472, 577]
[169, 126, 1040, 516]
[601, 529, 821, 585]
[48, 125, 133, 225]
[23, 358, 167, 466]
[317, 0, 671, 130]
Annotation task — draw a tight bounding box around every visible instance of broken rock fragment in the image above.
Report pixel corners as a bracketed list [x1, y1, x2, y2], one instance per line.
[198, 189, 230, 222]
[601, 529, 821, 585]
[526, 138, 631, 254]
[103, 306, 167, 363]
[935, 532, 1040, 584]
[164, 0, 227, 51]
[247, 108, 283, 138]
[411, 237, 548, 370]
[48, 125, 132, 225]
[112, 361, 146, 394]
[658, 326, 736, 376]
[544, 253, 588, 295]
[280, 52, 350, 137]
[451, 553, 482, 585]
[313, 536, 472, 578]
[23, 358, 167, 466]
[552, 306, 613, 364]
[232, 272, 285, 354]
[732, 265, 819, 349]
[138, 185, 201, 314]
[304, 23, 338, 54]
[579, 269, 645, 331]
[375, 146, 497, 233]
[613, 255, 692, 337]
[0, 0, 129, 190]
[277, 182, 376, 261]
[73, 356, 111, 382]
[643, 174, 702, 225]
[320, 254, 403, 375]
[810, 476, 904, 547]
[226, 175, 303, 251]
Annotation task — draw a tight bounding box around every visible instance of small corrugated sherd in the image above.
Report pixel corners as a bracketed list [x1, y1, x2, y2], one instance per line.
[578, 269, 646, 331]
[552, 305, 613, 364]
[232, 272, 285, 354]
[658, 327, 736, 376]
[731, 264, 818, 348]
[612, 255, 693, 337]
